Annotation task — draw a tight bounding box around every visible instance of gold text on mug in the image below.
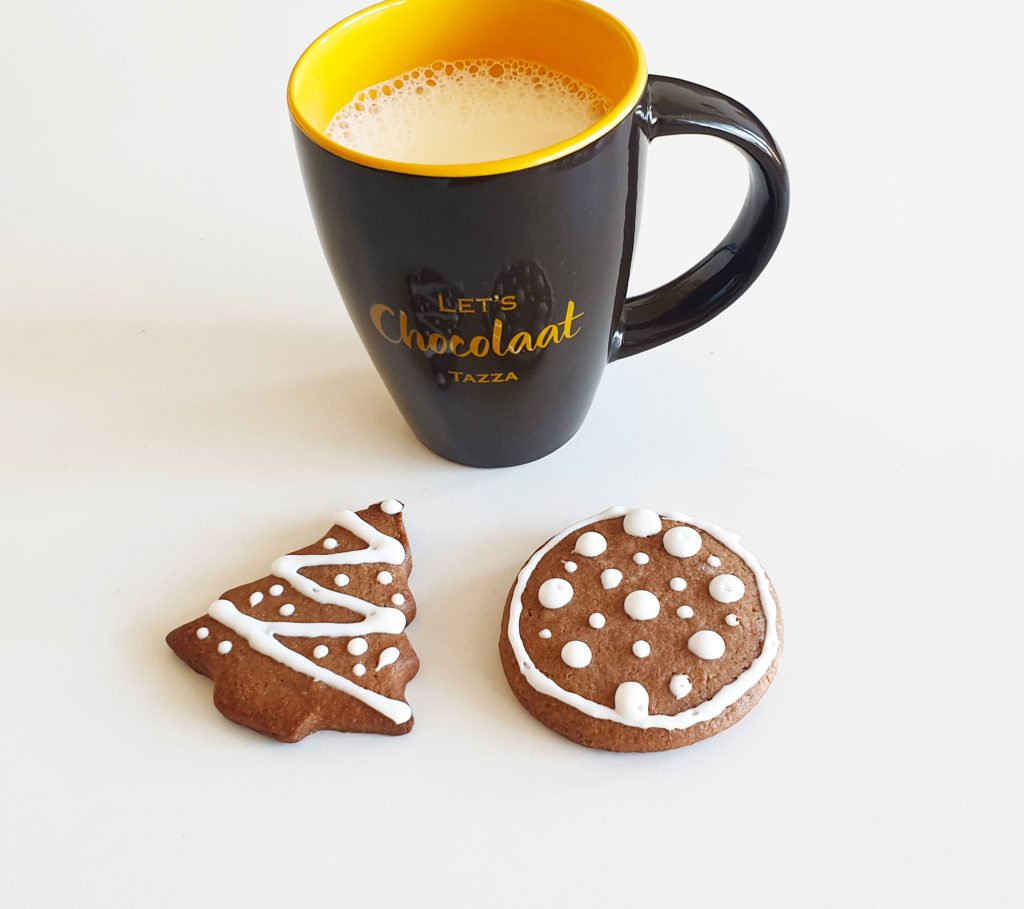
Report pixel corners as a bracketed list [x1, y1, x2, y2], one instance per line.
[370, 300, 584, 358]
[447, 371, 520, 384]
[439, 294, 518, 314]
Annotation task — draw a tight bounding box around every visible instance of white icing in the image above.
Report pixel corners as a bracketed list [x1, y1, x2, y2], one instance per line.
[726, 614, 740, 626]
[632, 640, 651, 658]
[563, 561, 578, 573]
[573, 531, 607, 557]
[376, 647, 400, 671]
[391, 593, 406, 606]
[323, 538, 339, 550]
[217, 641, 232, 654]
[709, 574, 745, 604]
[623, 508, 662, 537]
[663, 525, 702, 558]
[347, 637, 369, 656]
[633, 552, 650, 565]
[208, 510, 412, 725]
[506, 507, 780, 731]
[279, 603, 296, 617]
[249, 592, 263, 607]
[209, 596, 410, 722]
[380, 499, 403, 515]
[707, 555, 722, 568]
[670, 674, 692, 699]
[676, 604, 694, 619]
[196, 627, 209, 640]
[624, 589, 660, 621]
[600, 568, 623, 590]
[269, 584, 284, 596]
[377, 570, 394, 584]
[313, 644, 329, 659]
[670, 577, 687, 592]
[614, 682, 649, 720]
[333, 573, 350, 587]
[538, 578, 573, 609]
[539, 629, 552, 639]
[561, 641, 592, 669]
[688, 629, 726, 660]
[589, 612, 606, 629]
[353, 663, 366, 677]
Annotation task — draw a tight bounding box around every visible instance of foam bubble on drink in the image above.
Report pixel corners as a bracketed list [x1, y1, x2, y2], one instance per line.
[326, 59, 611, 165]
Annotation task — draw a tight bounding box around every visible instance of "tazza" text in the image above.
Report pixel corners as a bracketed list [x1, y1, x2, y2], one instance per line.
[448, 371, 519, 384]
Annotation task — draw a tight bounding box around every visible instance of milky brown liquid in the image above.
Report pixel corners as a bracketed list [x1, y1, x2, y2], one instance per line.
[326, 58, 611, 165]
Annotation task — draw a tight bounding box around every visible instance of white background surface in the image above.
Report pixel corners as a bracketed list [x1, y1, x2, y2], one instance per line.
[2, 1, 1022, 906]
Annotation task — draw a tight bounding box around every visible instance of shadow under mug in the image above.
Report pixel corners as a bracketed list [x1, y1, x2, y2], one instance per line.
[289, 0, 789, 468]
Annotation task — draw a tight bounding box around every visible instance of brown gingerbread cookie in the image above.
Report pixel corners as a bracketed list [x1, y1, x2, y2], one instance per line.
[167, 500, 419, 742]
[499, 507, 783, 752]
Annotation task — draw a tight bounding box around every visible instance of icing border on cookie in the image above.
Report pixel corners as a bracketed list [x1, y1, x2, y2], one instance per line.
[506, 507, 780, 731]
[208, 509, 412, 725]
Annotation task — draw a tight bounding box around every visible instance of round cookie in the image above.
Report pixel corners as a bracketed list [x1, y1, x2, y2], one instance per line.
[499, 507, 783, 752]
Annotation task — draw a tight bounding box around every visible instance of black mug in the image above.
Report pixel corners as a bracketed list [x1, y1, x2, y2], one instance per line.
[289, 0, 789, 467]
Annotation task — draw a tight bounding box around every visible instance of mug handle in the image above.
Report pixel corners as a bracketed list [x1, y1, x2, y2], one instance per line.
[610, 75, 790, 361]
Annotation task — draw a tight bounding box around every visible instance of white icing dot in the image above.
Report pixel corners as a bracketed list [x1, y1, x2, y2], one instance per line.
[313, 644, 329, 659]
[600, 568, 623, 590]
[614, 681, 650, 719]
[725, 613, 740, 626]
[269, 584, 284, 596]
[323, 538, 339, 550]
[670, 674, 693, 699]
[670, 577, 687, 592]
[707, 555, 722, 568]
[376, 647, 400, 671]
[561, 640, 592, 669]
[563, 561, 578, 573]
[347, 637, 369, 656]
[624, 589, 660, 621]
[195, 627, 209, 640]
[334, 573, 349, 587]
[353, 663, 366, 677]
[539, 629, 552, 639]
[377, 570, 394, 584]
[573, 531, 607, 557]
[279, 603, 296, 617]
[676, 604, 694, 619]
[391, 593, 406, 606]
[538, 577, 574, 609]
[589, 612, 606, 629]
[632, 640, 651, 658]
[709, 574, 745, 604]
[688, 629, 726, 660]
[380, 499, 403, 515]
[663, 525, 702, 558]
[623, 508, 662, 538]
[217, 641, 232, 655]
[633, 552, 650, 565]
[249, 592, 263, 607]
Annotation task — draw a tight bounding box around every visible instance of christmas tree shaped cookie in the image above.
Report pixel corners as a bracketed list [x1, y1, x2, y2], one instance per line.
[167, 500, 419, 742]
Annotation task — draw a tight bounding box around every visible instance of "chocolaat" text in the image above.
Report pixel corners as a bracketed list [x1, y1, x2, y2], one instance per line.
[370, 300, 583, 358]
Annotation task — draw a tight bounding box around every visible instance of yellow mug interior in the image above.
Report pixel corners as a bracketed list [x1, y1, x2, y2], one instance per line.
[288, 0, 647, 178]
